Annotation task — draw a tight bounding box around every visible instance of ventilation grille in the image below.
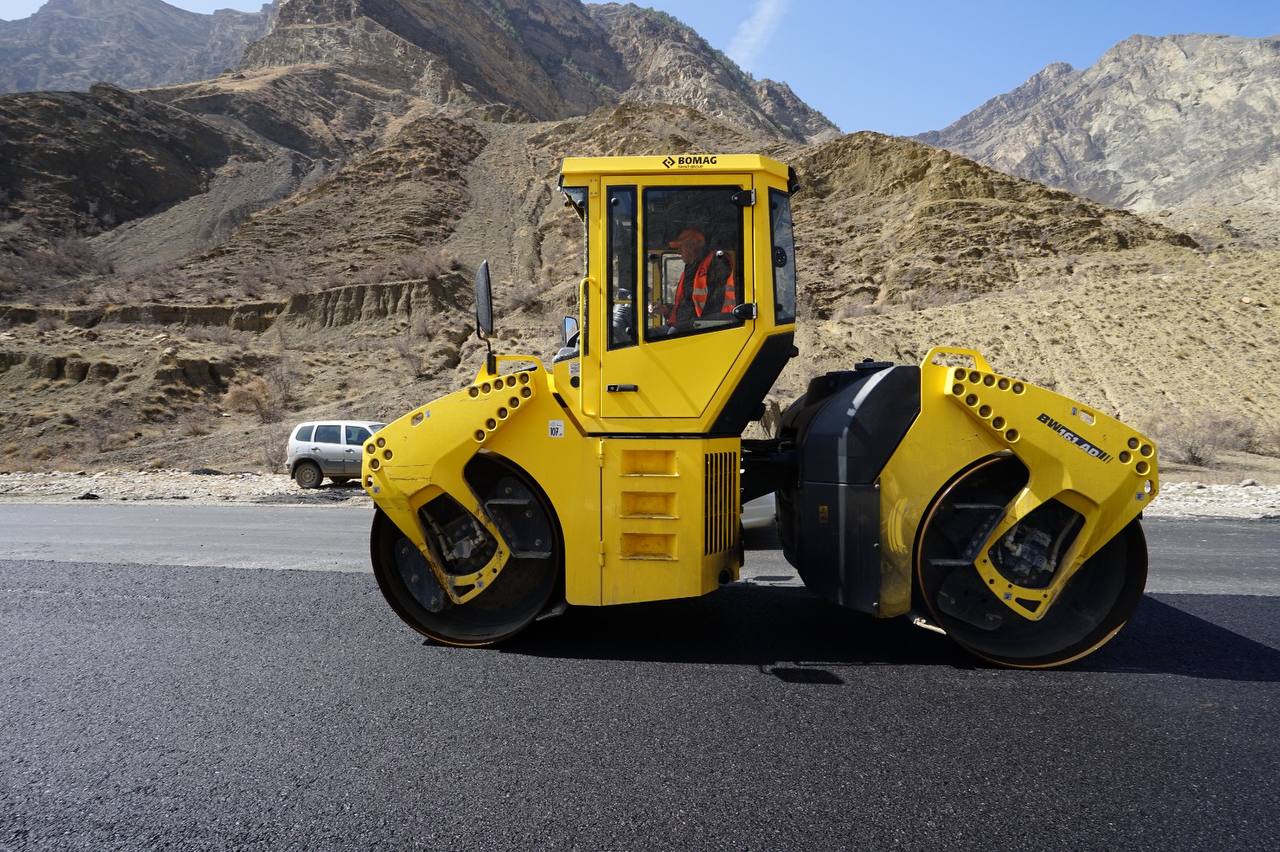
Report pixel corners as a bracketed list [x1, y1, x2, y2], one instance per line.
[704, 451, 739, 555]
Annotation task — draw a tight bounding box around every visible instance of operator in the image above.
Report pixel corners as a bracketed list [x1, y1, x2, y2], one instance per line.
[658, 228, 736, 327]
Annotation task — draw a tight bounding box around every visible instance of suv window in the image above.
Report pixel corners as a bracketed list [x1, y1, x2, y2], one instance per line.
[293, 424, 314, 442]
[345, 425, 371, 445]
[314, 424, 341, 444]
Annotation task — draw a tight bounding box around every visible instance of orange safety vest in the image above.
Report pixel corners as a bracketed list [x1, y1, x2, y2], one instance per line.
[673, 252, 736, 319]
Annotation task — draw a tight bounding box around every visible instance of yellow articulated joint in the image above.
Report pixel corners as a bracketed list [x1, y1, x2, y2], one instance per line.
[362, 368, 540, 605]
[940, 361, 1158, 622]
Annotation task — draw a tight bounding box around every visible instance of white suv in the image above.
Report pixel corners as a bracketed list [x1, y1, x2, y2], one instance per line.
[286, 420, 386, 488]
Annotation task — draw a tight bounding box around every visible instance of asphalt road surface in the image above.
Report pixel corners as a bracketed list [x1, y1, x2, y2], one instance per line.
[1, 504, 1278, 849]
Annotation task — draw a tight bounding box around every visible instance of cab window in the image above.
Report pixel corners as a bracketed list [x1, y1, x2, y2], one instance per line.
[606, 186, 637, 349]
[293, 424, 314, 442]
[345, 425, 371, 445]
[562, 185, 590, 355]
[642, 186, 744, 342]
[314, 424, 341, 444]
[769, 189, 796, 324]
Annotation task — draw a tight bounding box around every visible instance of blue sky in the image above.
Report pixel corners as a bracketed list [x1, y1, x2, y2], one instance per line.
[4, 0, 1278, 134]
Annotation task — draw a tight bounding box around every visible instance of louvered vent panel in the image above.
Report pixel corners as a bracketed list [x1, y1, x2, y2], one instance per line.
[703, 451, 738, 555]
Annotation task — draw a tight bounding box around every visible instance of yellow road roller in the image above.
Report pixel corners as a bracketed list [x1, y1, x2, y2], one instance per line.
[362, 154, 1158, 668]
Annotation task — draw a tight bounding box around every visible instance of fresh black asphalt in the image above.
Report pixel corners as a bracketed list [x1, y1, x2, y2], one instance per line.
[2, 515, 1278, 849]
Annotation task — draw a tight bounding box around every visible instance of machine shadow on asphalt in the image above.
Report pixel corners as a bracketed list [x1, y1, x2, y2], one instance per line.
[1072, 595, 1280, 682]
[498, 587, 1280, 683]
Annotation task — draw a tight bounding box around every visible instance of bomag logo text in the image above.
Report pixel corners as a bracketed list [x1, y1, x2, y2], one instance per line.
[1036, 412, 1112, 462]
[664, 155, 718, 168]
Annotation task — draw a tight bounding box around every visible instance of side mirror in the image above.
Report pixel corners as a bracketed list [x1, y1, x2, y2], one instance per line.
[475, 260, 494, 338]
[561, 315, 579, 345]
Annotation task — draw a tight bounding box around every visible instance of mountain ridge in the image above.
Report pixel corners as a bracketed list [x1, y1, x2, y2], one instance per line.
[0, 0, 275, 93]
[917, 33, 1280, 212]
[241, 0, 839, 141]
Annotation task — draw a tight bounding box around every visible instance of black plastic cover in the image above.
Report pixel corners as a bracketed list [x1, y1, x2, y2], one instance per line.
[775, 363, 921, 614]
[709, 331, 795, 435]
[785, 363, 920, 485]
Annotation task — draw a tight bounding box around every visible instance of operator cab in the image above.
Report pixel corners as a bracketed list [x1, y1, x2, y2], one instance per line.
[552, 155, 798, 434]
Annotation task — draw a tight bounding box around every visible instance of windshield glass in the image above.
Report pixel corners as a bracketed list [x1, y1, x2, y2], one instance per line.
[642, 186, 744, 341]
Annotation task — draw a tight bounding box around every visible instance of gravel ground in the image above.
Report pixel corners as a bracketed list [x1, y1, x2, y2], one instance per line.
[0, 470, 1277, 519]
[0, 471, 368, 506]
[1144, 481, 1280, 519]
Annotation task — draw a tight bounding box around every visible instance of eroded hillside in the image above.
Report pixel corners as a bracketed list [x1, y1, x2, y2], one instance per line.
[0, 0, 1277, 472]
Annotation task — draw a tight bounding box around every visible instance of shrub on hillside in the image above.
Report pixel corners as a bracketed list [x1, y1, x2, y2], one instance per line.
[259, 429, 288, 472]
[392, 337, 427, 377]
[394, 247, 449, 280]
[1142, 411, 1261, 467]
[224, 377, 281, 423]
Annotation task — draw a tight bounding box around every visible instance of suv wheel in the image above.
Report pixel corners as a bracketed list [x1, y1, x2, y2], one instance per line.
[294, 461, 323, 489]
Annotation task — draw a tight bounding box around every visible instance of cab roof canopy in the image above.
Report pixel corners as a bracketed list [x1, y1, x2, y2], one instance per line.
[559, 154, 788, 181]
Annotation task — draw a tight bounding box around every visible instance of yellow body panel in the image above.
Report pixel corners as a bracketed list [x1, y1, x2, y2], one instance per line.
[876, 348, 1159, 618]
[560, 154, 789, 182]
[600, 436, 740, 604]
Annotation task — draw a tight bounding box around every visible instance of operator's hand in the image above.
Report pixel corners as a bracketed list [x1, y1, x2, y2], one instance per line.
[648, 302, 669, 318]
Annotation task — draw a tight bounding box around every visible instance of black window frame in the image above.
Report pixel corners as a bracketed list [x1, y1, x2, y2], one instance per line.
[562, 185, 590, 356]
[606, 185, 638, 350]
[768, 188, 797, 325]
[641, 184, 747, 344]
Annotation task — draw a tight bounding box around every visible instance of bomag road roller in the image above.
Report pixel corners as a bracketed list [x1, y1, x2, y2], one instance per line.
[362, 154, 1158, 668]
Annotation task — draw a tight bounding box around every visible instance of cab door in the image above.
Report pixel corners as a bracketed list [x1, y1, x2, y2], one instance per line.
[598, 175, 754, 421]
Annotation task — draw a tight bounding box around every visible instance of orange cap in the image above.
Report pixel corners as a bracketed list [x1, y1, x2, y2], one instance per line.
[668, 228, 705, 249]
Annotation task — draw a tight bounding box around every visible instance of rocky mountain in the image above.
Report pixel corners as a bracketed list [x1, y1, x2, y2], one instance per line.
[584, 3, 839, 142]
[243, 0, 838, 141]
[916, 34, 1280, 212]
[0, 0, 273, 93]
